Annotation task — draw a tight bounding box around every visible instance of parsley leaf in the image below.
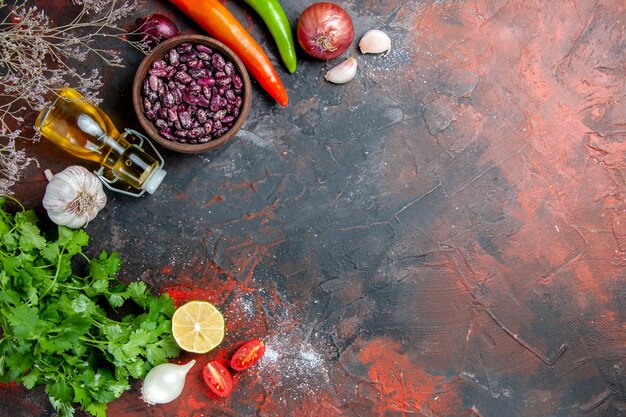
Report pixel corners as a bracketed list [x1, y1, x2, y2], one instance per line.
[0, 200, 181, 417]
[8, 304, 49, 339]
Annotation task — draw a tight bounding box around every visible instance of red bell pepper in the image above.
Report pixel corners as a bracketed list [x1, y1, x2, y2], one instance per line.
[168, 0, 289, 106]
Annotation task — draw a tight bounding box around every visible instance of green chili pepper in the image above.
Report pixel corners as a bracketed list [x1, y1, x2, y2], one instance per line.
[243, 0, 297, 73]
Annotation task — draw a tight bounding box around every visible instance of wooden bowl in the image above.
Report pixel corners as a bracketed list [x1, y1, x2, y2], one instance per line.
[132, 35, 252, 153]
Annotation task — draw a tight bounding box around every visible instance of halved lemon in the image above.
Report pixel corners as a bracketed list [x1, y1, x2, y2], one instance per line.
[171, 301, 225, 353]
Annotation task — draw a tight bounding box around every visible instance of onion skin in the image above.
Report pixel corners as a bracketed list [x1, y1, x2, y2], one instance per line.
[297, 2, 354, 60]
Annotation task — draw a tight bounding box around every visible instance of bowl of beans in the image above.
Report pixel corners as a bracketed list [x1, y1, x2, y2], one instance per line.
[132, 35, 251, 153]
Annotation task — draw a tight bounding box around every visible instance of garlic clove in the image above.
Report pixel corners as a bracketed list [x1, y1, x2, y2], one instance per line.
[324, 56, 358, 84]
[359, 29, 391, 54]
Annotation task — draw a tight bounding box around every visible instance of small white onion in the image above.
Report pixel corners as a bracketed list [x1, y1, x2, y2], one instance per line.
[141, 360, 196, 405]
[324, 56, 358, 84]
[359, 29, 391, 54]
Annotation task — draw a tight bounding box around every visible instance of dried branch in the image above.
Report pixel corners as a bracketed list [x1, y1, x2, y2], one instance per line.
[0, 0, 150, 195]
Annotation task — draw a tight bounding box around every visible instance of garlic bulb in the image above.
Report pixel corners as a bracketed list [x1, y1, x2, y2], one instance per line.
[325, 56, 358, 84]
[359, 29, 391, 54]
[42, 165, 107, 228]
[141, 360, 196, 405]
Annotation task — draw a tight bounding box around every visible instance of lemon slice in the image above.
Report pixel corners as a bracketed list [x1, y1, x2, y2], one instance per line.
[171, 301, 224, 353]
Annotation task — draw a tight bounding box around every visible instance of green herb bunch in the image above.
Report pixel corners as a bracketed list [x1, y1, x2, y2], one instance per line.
[0, 198, 180, 417]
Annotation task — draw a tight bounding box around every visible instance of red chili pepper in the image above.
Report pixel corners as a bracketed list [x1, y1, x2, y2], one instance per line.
[168, 0, 288, 106]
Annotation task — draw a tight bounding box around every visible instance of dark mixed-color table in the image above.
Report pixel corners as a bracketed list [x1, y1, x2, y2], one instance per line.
[3, 0, 625, 416]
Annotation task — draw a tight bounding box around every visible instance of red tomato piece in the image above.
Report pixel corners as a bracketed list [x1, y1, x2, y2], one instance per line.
[230, 339, 265, 371]
[202, 361, 233, 398]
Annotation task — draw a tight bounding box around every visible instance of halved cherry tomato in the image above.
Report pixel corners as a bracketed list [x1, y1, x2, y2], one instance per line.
[202, 361, 233, 398]
[230, 339, 265, 371]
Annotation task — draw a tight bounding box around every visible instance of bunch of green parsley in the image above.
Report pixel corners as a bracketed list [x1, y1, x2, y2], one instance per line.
[0, 198, 180, 417]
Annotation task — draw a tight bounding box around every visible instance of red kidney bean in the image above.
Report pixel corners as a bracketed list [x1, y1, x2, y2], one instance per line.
[232, 75, 243, 90]
[182, 91, 200, 106]
[197, 77, 215, 87]
[197, 95, 211, 108]
[167, 107, 179, 123]
[197, 52, 210, 60]
[173, 87, 182, 105]
[196, 44, 212, 54]
[189, 126, 205, 138]
[202, 85, 212, 100]
[175, 72, 192, 84]
[216, 76, 232, 86]
[155, 119, 168, 130]
[146, 91, 158, 103]
[211, 53, 225, 69]
[213, 120, 222, 131]
[209, 96, 221, 112]
[179, 52, 197, 62]
[198, 136, 211, 143]
[152, 101, 161, 113]
[168, 49, 179, 66]
[142, 79, 151, 96]
[158, 108, 168, 120]
[143, 98, 153, 111]
[203, 119, 213, 132]
[175, 130, 189, 138]
[177, 43, 193, 53]
[225, 90, 236, 104]
[167, 67, 176, 79]
[153, 60, 167, 70]
[179, 111, 192, 129]
[224, 62, 235, 75]
[189, 68, 207, 79]
[187, 59, 203, 69]
[196, 109, 208, 124]
[149, 68, 168, 77]
[161, 131, 178, 141]
[163, 91, 175, 107]
[213, 109, 227, 120]
[188, 83, 201, 95]
[149, 75, 159, 91]
[222, 115, 235, 125]
[217, 86, 228, 96]
[145, 110, 157, 121]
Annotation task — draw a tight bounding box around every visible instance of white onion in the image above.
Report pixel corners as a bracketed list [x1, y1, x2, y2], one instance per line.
[141, 360, 196, 405]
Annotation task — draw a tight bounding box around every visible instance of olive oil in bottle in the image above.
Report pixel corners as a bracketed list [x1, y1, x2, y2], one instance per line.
[35, 87, 166, 194]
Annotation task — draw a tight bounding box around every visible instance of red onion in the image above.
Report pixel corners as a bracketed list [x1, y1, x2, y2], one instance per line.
[297, 2, 354, 60]
[135, 14, 180, 48]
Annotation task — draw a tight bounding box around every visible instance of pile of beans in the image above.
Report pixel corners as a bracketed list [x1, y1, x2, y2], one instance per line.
[141, 42, 244, 144]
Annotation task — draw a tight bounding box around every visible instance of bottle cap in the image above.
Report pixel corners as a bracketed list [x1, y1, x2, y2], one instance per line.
[143, 168, 167, 194]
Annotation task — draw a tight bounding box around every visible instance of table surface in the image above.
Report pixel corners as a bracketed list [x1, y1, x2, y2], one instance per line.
[2, 0, 625, 416]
